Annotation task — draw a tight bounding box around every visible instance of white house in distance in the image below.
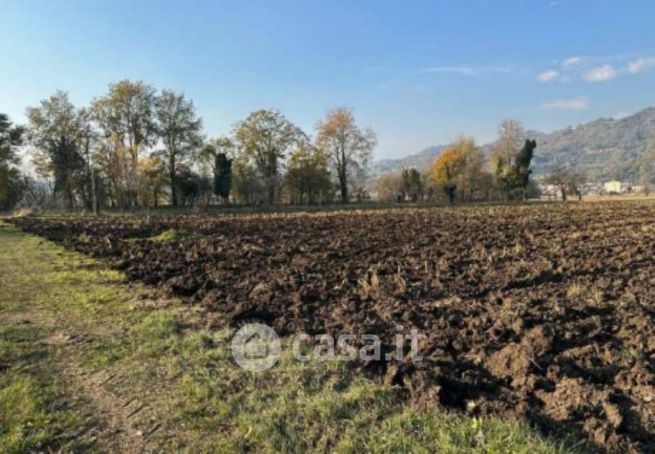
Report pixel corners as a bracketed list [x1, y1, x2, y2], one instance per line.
[603, 181, 645, 194]
[604, 181, 623, 193]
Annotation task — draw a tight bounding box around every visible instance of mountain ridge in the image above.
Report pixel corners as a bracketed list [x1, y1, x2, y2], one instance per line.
[371, 107, 655, 182]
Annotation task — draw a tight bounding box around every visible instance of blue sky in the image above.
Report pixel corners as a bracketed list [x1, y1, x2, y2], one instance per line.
[2, 0, 655, 160]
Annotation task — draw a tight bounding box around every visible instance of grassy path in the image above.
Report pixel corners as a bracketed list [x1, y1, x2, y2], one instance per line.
[0, 221, 584, 453]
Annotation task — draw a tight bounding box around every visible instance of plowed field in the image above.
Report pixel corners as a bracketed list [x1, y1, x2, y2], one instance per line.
[11, 202, 655, 452]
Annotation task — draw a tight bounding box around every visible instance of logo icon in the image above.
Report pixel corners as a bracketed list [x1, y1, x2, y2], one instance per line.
[231, 323, 281, 372]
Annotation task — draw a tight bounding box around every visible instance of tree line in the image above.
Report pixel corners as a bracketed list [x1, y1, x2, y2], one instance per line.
[0, 80, 377, 212]
[373, 119, 537, 205]
[3, 85, 590, 212]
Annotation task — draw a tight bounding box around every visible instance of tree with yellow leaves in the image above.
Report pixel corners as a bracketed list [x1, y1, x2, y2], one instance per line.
[138, 155, 167, 208]
[430, 147, 465, 206]
[453, 137, 485, 202]
[91, 80, 156, 208]
[284, 143, 332, 205]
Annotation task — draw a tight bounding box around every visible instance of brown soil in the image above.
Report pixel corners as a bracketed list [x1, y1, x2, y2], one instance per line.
[11, 202, 655, 452]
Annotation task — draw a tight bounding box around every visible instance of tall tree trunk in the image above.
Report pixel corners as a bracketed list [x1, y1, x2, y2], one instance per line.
[338, 165, 348, 204]
[84, 136, 96, 213]
[153, 184, 159, 208]
[170, 170, 177, 207]
[66, 175, 75, 212]
[91, 168, 98, 215]
[131, 157, 138, 208]
[446, 187, 455, 206]
[267, 152, 277, 205]
[169, 151, 178, 207]
[268, 180, 275, 205]
[337, 147, 349, 204]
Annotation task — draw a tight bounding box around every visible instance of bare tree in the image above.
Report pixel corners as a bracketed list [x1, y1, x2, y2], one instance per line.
[78, 108, 100, 214]
[155, 90, 203, 206]
[0, 113, 25, 211]
[491, 119, 526, 198]
[316, 108, 376, 204]
[495, 119, 526, 161]
[26, 91, 86, 210]
[568, 168, 587, 201]
[373, 172, 404, 202]
[546, 166, 568, 201]
[545, 165, 586, 202]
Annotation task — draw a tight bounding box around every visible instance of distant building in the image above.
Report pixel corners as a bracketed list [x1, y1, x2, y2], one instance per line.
[602, 181, 646, 194]
[604, 181, 623, 193]
[538, 183, 559, 197]
[583, 182, 603, 196]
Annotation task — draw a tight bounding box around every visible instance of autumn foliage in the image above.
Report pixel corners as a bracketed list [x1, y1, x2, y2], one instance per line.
[431, 148, 464, 205]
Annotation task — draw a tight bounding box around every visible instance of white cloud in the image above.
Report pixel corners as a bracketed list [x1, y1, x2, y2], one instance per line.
[613, 112, 629, 120]
[562, 56, 582, 67]
[627, 57, 655, 74]
[419, 66, 510, 76]
[540, 96, 589, 110]
[537, 70, 559, 82]
[582, 64, 616, 82]
[421, 66, 476, 75]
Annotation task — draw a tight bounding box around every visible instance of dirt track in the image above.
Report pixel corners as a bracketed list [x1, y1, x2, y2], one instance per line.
[11, 202, 655, 452]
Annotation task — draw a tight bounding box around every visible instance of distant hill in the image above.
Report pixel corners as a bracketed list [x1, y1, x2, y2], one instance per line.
[370, 145, 447, 177]
[370, 107, 655, 182]
[529, 107, 655, 181]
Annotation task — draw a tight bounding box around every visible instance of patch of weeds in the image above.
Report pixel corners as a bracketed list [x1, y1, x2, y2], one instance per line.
[150, 228, 192, 241]
[0, 325, 50, 371]
[0, 374, 87, 454]
[0, 375, 55, 452]
[336, 409, 581, 454]
[0, 325, 87, 453]
[85, 337, 130, 370]
[76, 233, 93, 244]
[132, 311, 182, 356]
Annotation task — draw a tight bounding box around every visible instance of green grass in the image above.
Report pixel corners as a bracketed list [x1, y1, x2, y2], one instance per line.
[0, 315, 87, 452]
[0, 375, 57, 452]
[149, 228, 193, 241]
[0, 220, 588, 452]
